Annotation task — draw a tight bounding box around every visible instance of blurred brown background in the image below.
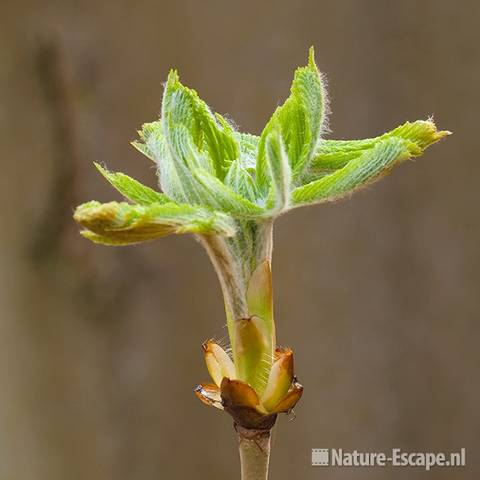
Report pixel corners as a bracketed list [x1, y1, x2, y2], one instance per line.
[1, 0, 478, 479]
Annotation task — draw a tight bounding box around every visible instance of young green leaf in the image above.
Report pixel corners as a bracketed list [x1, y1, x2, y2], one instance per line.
[291, 137, 414, 206]
[193, 168, 265, 217]
[309, 120, 450, 176]
[224, 160, 259, 203]
[264, 129, 291, 213]
[256, 47, 326, 190]
[309, 138, 376, 174]
[134, 120, 197, 205]
[131, 121, 163, 162]
[131, 139, 155, 162]
[237, 132, 260, 171]
[74, 201, 236, 246]
[162, 70, 239, 180]
[387, 119, 451, 149]
[94, 163, 169, 205]
[155, 71, 242, 205]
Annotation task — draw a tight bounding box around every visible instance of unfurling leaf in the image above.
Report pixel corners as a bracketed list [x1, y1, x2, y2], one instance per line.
[257, 47, 327, 190]
[265, 129, 292, 213]
[224, 160, 259, 203]
[308, 119, 450, 177]
[193, 168, 264, 217]
[292, 136, 421, 206]
[74, 201, 236, 246]
[237, 132, 260, 171]
[162, 71, 238, 177]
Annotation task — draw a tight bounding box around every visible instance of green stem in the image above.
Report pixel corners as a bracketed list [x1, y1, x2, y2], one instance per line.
[197, 220, 273, 354]
[198, 220, 275, 479]
[237, 425, 271, 480]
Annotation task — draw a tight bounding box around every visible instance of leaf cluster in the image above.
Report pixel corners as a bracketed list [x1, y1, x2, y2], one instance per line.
[74, 48, 449, 245]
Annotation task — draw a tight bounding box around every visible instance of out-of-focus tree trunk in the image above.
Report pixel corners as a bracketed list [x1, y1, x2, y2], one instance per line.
[0, 1, 478, 479]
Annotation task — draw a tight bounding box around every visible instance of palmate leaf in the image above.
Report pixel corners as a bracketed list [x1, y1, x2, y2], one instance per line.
[73, 201, 236, 246]
[94, 163, 169, 205]
[256, 47, 327, 191]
